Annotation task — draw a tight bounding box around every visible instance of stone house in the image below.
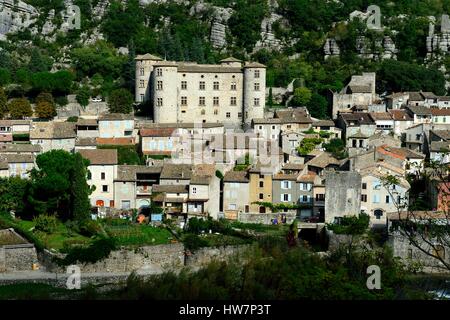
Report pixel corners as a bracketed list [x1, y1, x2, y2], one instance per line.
[0, 154, 35, 179]
[403, 123, 428, 153]
[248, 164, 275, 213]
[0, 120, 31, 137]
[305, 151, 343, 177]
[332, 72, 377, 119]
[223, 170, 250, 220]
[388, 109, 414, 136]
[360, 167, 410, 227]
[114, 165, 162, 211]
[0, 143, 41, 155]
[376, 145, 425, 175]
[385, 92, 409, 110]
[140, 127, 178, 157]
[76, 118, 99, 138]
[406, 106, 433, 124]
[431, 108, 450, 124]
[337, 112, 376, 153]
[79, 149, 118, 208]
[311, 120, 342, 140]
[98, 113, 135, 141]
[428, 130, 450, 164]
[75, 137, 97, 152]
[369, 112, 394, 133]
[252, 118, 281, 141]
[152, 184, 189, 218]
[437, 96, 450, 109]
[30, 122, 76, 153]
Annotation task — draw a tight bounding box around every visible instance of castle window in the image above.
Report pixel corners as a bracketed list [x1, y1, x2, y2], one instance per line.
[231, 82, 237, 90]
[140, 68, 145, 76]
[254, 83, 260, 91]
[156, 68, 162, 76]
[226, 112, 231, 118]
[213, 81, 219, 90]
[199, 97, 205, 106]
[139, 80, 145, 88]
[156, 81, 163, 91]
[254, 98, 260, 106]
[199, 81, 205, 90]
[214, 109, 218, 115]
[254, 70, 260, 78]
[181, 81, 187, 90]
[213, 97, 219, 106]
[157, 98, 163, 107]
[230, 97, 237, 106]
[140, 94, 144, 102]
[238, 112, 242, 118]
[181, 96, 187, 106]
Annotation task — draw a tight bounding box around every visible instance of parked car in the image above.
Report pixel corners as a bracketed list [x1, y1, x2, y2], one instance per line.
[91, 97, 102, 102]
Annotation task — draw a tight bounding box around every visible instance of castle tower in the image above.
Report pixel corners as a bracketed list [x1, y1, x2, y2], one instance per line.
[135, 53, 162, 103]
[243, 62, 266, 128]
[152, 62, 179, 124]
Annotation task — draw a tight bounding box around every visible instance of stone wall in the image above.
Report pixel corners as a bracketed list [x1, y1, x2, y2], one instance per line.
[0, 244, 38, 272]
[238, 212, 296, 225]
[185, 245, 251, 268]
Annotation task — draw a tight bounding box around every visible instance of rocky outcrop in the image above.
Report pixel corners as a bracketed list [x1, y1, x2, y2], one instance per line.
[324, 38, 340, 59]
[0, 0, 38, 40]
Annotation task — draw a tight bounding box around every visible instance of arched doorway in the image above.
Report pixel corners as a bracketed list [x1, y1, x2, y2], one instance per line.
[374, 209, 384, 220]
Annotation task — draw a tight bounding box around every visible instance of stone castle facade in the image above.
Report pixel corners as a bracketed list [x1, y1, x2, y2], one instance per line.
[135, 54, 266, 127]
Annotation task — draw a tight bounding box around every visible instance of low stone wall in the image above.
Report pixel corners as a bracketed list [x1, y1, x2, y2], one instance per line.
[40, 243, 185, 273]
[238, 212, 296, 225]
[0, 244, 38, 272]
[185, 245, 251, 268]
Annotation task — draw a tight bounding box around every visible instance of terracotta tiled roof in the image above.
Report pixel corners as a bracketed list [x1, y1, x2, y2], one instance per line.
[99, 113, 134, 121]
[140, 128, 176, 137]
[0, 143, 40, 153]
[0, 134, 12, 142]
[431, 108, 450, 116]
[377, 145, 425, 160]
[96, 137, 135, 145]
[388, 109, 413, 121]
[273, 173, 298, 181]
[369, 112, 393, 121]
[224, 171, 249, 183]
[79, 149, 118, 165]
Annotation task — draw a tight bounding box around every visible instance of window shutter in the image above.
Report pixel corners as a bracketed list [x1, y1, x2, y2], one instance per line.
[288, 194, 292, 202]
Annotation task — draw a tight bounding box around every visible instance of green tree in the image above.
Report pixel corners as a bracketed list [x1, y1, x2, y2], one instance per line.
[0, 68, 11, 86]
[35, 101, 56, 119]
[0, 87, 7, 119]
[306, 93, 329, 119]
[28, 48, 52, 73]
[107, 88, 133, 114]
[292, 87, 312, 106]
[36, 92, 55, 106]
[323, 138, 348, 159]
[76, 86, 91, 107]
[8, 98, 32, 119]
[0, 176, 29, 214]
[71, 153, 92, 222]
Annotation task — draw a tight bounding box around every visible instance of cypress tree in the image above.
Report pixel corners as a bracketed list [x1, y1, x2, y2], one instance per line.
[71, 153, 91, 222]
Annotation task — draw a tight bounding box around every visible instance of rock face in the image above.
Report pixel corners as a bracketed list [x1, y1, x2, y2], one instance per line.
[0, 0, 38, 40]
[324, 38, 340, 59]
[426, 15, 450, 60]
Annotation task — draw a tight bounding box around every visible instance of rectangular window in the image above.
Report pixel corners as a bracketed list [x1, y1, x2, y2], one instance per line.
[213, 97, 219, 106]
[301, 195, 309, 203]
[157, 98, 163, 107]
[181, 96, 187, 106]
[282, 181, 291, 189]
[226, 112, 231, 118]
[101, 172, 105, 180]
[199, 81, 205, 90]
[122, 200, 131, 210]
[254, 83, 260, 91]
[140, 94, 144, 102]
[140, 68, 144, 76]
[386, 195, 390, 204]
[282, 194, 290, 202]
[139, 80, 145, 88]
[156, 81, 163, 90]
[214, 109, 218, 115]
[254, 98, 260, 106]
[259, 181, 264, 188]
[254, 70, 260, 78]
[238, 112, 242, 118]
[102, 185, 108, 192]
[373, 194, 380, 203]
[362, 183, 367, 190]
[156, 68, 162, 76]
[230, 97, 237, 106]
[181, 81, 187, 90]
[199, 97, 205, 106]
[352, 139, 357, 148]
[361, 194, 367, 202]
[231, 82, 237, 90]
[259, 193, 264, 200]
[192, 187, 197, 194]
[213, 82, 219, 90]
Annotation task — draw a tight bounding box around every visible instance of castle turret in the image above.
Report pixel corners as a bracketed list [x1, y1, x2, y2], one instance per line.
[243, 62, 266, 128]
[135, 53, 162, 103]
[152, 62, 179, 124]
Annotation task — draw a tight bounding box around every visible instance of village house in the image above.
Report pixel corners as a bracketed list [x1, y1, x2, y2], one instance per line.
[79, 149, 118, 208]
[385, 92, 410, 110]
[223, 170, 250, 220]
[388, 109, 414, 136]
[369, 112, 394, 133]
[114, 165, 162, 211]
[140, 127, 179, 157]
[30, 122, 76, 153]
[248, 164, 275, 213]
[0, 143, 41, 155]
[305, 151, 343, 177]
[0, 154, 35, 179]
[332, 72, 377, 119]
[152, 184, 189, 218]
[406, 105, 433, 124]
[359, 166, 410, 227]
[311, 120, 342, 140]
[431, 108, 450, 124]
[75, 137, 97, 152]
[428, 130, 450, 164]
[98, 113, 135, 141]
[76, 118, 99, 138]
[337, 113, 377, 155]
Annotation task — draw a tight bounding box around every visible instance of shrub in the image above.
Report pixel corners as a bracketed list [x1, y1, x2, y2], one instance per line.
[59, 237, 117, 265]
[33, 214, 59, 234]
[78, 220, 106, 237]
[183, 234, 208, 251]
